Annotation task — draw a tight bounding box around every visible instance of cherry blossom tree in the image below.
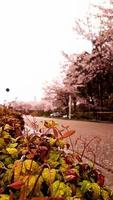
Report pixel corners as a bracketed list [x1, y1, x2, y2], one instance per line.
[62, 0, 113, 111]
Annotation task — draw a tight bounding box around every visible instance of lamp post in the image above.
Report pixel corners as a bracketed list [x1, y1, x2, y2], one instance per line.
[68, 94, 72, 120]
[5, 88, 10, 107]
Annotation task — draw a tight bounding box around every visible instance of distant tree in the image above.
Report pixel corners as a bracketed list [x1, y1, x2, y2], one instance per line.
[43, 1, 113, 112]
[43, 81, 69, 114]
[62, 1, 113, 111]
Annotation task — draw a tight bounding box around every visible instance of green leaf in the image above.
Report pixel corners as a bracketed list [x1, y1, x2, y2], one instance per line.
[51, 180, 64, 197]
[65, 185, 72, 197]
[75, 187, 83, 198]
[51, 181, 72, 197]
[0, 161, 4, 169]
[59, 158, 69, 173]
[33, 175, 44, 197]
[56, 139, 65, 148]
[2, 131, 11, 140]
[5, 157, 13, 166]
[47, 150, 60, 167]
[80, 180, 91, 193]
[48, 150, 60, 161]
[2, 168, 13, 186]
[42, 168, 56, 184]
[0, 127, 3, 133]
[8, 143, 18, 148]
[49, 138, 56, 146]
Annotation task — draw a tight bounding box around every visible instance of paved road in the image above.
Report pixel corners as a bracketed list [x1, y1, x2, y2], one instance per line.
[24, 116, 113, 189]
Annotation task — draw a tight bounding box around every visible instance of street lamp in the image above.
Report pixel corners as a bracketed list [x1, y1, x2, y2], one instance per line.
[68, 94, 72, 120]
[6, 88, 10, 92]
[4, 88, 10, 107]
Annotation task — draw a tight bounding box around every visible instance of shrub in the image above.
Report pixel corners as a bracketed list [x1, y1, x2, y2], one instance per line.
[0, 119, 112, 199]
[0, 106, 24, 137]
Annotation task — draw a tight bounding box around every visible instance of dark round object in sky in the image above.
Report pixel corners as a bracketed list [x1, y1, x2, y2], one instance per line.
[6, 88, 10, 92]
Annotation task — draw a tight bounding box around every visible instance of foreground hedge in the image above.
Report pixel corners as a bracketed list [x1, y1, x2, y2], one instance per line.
[0, 119, 113, 200]
[0, 106, 24, 137]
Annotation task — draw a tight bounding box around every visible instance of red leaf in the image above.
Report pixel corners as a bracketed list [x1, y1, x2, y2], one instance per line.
[52, 127, 59, 138]
[0, 187, 4, 194]
[58, 130, 75, 139]
[65, 155, 74, 164]
[76, 154, 82, 162]
[61, 124, 70, 129]
[65, 174, 78, 182]
[97, 174, 105, 187]
[8, 180, 23, 190]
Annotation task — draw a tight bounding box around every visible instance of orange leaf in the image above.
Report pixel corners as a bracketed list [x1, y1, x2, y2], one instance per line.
[58, 130, 75, 139]
[19, 190, 26, 200]
[8, 180, 23, 190]
[26, 152, 35, 159]
[9, 192, 14, 200]
[19, 187, 27, 200]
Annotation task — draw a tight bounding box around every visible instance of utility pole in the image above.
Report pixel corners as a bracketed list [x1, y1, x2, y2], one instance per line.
[68, 94, 72, 119]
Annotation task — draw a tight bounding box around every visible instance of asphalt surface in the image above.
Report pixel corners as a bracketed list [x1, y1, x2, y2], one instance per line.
[24, 116, 113, 190]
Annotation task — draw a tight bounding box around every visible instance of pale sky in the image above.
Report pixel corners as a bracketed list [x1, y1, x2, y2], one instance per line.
[0, 0, 101, 103]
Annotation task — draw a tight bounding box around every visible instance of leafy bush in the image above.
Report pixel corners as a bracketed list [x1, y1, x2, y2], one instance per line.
[0, 119, 112, 200]
[0, 106, 24, 137]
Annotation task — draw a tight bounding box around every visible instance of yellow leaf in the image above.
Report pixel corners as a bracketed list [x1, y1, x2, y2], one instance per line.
[0, 161, 4, 169]
[8, 143, 18, 148]
[4, 124, 13, 131]
[2, 131, 10, 139]
[0, 138, 5, 146]
[44, 120, 57, 128]
[14, 160, 23, 181]
[22, 159, 39, 174]
[24, 175, 38, 195]
[6, 147, 18, 155]
[91, 183, 100, 199]
[0, 194, 9, 200]
[101, 189, 110, 200]
[0, 127, 3, 133]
